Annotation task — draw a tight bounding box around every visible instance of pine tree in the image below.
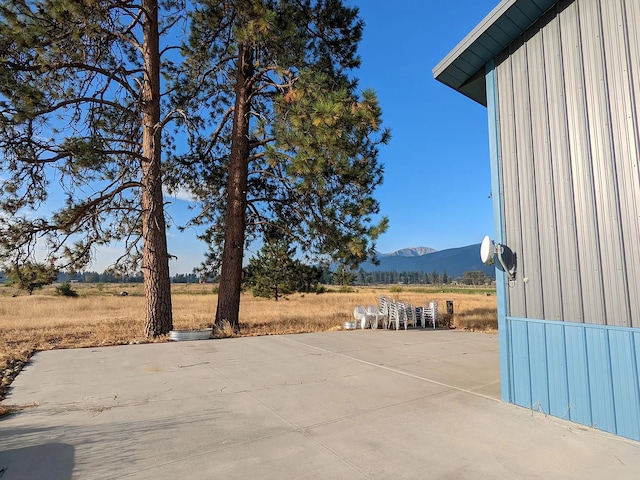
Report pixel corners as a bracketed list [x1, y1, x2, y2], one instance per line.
[245, 240, 296, 301]
[333, 264, 356, 287]
[171, 0, 389, 331]
[6, 261, 58, 295]
[0, 0, 185, 335]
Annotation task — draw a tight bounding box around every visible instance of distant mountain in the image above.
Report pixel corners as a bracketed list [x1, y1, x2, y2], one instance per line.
[379, 246, 437, 257]
[363, 243, 494, 279]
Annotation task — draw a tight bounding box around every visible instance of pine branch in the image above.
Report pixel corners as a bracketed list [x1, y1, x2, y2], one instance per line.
[4, 61, 141, 98]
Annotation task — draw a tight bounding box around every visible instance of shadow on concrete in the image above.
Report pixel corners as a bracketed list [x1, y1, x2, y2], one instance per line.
[0, 443, 74, 479]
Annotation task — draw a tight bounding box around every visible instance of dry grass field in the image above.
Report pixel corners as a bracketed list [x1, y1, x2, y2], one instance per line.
[0, 282, 497, 409]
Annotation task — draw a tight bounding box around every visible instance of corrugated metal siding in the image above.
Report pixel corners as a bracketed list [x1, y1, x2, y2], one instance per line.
[545, 9, 584, 323]
[559, 1, 604, 326]
[496, 49, 528, 317]
[602, 0, 640, 327]
[494, 0, 640, 327]
[625, 1, 640, 324]
[543, 11, 583, 322]
[507, 317, 640, 441]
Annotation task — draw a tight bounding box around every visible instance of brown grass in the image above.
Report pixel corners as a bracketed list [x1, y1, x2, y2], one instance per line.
[0, 283, 497, 405]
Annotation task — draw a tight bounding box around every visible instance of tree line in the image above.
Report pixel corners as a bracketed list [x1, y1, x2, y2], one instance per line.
[2, 260, 491, 298]
[352, 269, 450, 286]
[352, 269, 492, 285]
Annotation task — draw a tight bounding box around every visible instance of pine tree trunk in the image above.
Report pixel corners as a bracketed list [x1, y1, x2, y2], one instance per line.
[215, 44, 253, 332]
[141, 0, 173, 337]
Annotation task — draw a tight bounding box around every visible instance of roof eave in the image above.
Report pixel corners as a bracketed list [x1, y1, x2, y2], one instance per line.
[433, 0, 559, 106]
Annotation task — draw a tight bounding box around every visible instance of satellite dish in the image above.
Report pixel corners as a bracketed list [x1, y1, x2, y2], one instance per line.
[480, 235, 495, 265]
[479, 235, 517, 281]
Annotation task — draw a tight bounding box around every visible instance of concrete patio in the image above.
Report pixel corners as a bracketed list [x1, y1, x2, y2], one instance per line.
[1, 330, 639, 479]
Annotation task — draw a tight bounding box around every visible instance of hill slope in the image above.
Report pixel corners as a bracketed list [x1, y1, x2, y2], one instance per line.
[364, 243, 494, 278]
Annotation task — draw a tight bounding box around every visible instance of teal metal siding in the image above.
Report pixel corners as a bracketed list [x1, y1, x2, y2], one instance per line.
[544, 322, 569, 418]
[510, 320, 532, 407]
[610, 330, 640, 440]
[528, 321, 550, 412]
[584, 328, 616, 433]
[563, 324, 591, 426]
[507, 317, 640, 441]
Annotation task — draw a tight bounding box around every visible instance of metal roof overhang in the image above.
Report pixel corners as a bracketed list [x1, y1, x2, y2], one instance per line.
[433, 0, 559, 106]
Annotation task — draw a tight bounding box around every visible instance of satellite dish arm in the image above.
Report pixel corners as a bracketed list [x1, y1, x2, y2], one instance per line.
[495, 244, 516, 282]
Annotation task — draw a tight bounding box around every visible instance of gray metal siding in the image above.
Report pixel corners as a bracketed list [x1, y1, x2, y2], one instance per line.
[543, 11, 583, 322]
[496, 50, 528, 317]
[558, 1, 604, 325]
[494, 0, 640, 327]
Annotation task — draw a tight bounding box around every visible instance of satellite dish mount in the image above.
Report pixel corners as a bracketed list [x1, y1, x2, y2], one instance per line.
[480, 235, 516, 282]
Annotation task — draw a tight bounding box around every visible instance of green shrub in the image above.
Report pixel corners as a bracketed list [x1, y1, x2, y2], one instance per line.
[55, 282, 79, 297]
[337, 285, 354, 293]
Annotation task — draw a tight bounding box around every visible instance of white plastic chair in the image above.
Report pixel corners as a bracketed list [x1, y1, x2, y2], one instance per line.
[387, 301, 398, 330]
[366, 305, 385, 329]
[423, 301, 438, 329]
[405, 304, 416, 328]
[388, 301, 408, 330]
[397, 302, 408, 330]
[378, 296, 390, 327]
[353, 306, 368, 329]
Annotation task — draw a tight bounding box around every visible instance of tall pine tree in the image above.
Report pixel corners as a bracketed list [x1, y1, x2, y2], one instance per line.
[0, 0, 184, 335]
[171, 0, 389, 331]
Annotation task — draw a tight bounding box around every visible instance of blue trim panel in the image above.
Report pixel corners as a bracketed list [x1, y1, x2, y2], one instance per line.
[506, 317, 640, 441]
[528, 321, 550, 414]
[486, 60, 511, 403]
[510, 320, 531, 407]
[564, 324, 592, 426]
[545, 322, 569, 419]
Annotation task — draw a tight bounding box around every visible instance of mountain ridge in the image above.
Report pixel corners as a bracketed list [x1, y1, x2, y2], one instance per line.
[379, 246, 437, 257]
[365, 243, 494, 278]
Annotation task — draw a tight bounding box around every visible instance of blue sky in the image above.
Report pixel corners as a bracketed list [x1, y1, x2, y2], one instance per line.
[348, 0, 497, 253]
[101, 1, 501, 274]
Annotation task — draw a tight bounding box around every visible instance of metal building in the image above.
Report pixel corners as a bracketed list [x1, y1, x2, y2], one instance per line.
[434, 0, 640, 441]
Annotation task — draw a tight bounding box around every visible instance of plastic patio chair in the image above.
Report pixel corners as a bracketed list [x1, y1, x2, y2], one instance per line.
[378, 296, 390, 327]
[366, 305, 385, 329]
[405, 304, 416, 328]
[388, 301, 408, 330]
[423, 301, 438, 329]
[353, 305, 371, 330]
[397, 302, 409, 330]
[387, 301, 398, 330]
[415, 306, 424, 328]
